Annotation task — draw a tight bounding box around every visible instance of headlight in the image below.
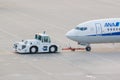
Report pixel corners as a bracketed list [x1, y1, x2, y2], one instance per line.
[22, 45, 26, 49]
[14, 44, 17, 49]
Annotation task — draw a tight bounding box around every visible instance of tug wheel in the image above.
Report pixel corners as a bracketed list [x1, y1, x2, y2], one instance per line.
[30, 46, 38, 53]
[49, 45, 57, 53]
[85, 46, 91, 52]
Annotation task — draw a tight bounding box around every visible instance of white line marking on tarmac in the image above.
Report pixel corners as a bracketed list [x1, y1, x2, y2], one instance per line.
[86, 75, 96, 79]
[94, 53, 120, 65]
[9, 10, 68, 31]
[0, 28, 22, 39]
[50, 54, 97, 79]
[0, 11, 67, 46]
[21, 60, 53, 76]
[63, 72, 83, 76]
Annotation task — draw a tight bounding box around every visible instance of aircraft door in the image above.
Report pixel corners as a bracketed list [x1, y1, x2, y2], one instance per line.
[95, 23, 102, 36]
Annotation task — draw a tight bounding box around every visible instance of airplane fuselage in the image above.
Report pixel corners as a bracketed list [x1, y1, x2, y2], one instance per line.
[66, 18, 120, 44]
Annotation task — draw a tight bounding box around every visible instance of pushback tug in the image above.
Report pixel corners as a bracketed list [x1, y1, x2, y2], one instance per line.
[14, 32, 59, 53]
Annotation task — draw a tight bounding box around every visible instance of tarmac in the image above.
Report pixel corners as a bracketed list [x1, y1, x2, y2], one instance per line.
[0, 0, 120, 80]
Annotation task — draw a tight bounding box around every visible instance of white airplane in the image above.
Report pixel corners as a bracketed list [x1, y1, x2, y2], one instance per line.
[66, 18, 120, 51]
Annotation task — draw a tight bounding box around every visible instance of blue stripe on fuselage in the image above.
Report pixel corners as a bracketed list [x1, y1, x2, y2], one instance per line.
[88, 32, 120, 36]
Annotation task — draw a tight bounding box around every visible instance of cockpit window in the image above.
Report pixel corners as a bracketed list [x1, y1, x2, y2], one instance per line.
[75, 27, 87, 31]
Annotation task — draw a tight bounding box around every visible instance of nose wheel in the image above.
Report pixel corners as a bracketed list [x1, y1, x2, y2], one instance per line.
[85, 46, 91, 52]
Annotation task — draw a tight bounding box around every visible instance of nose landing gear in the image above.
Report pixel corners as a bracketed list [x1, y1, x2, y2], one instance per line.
[85, 46, 91, 52]
[78, 43, 91, 52]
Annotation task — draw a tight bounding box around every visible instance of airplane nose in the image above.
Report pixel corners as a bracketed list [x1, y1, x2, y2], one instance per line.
[65, 29, 79, 41]
[66, 32, 71, 39]
[65, 29, 74, 39]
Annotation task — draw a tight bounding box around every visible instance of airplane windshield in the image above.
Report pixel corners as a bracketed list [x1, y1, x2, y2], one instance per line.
[75, 27, 87, 31]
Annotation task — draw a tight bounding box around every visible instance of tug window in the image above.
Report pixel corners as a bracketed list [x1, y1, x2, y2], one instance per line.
[43, 36, 51, 43]
[38, 35, 41, 40]
[35, 34, 38, 39]
[35, 34, 42, 41]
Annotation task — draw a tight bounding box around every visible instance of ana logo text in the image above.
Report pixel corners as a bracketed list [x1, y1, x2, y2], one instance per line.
[104, 22, 120, 27]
